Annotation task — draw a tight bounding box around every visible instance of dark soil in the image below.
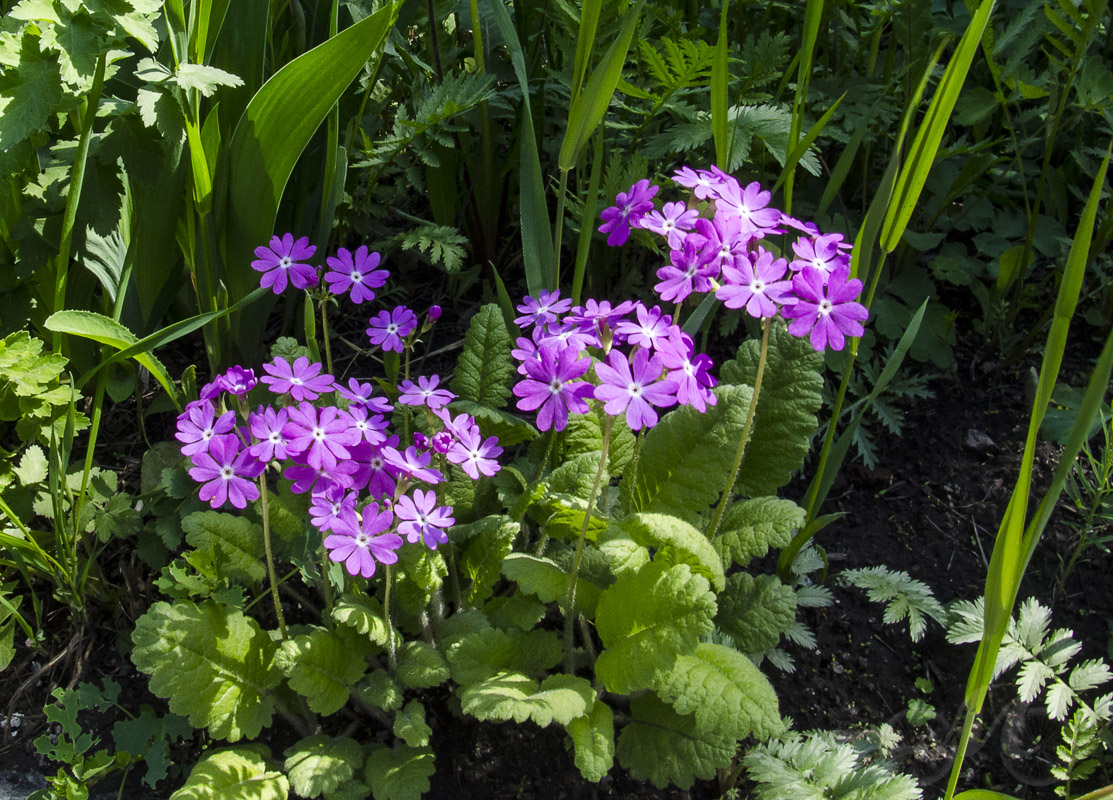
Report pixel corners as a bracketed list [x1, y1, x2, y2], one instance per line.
[2, 312, 1110, 799]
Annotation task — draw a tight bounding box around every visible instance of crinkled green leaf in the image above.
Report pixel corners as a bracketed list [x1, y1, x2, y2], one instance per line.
[331, 593, 392, 646]
[364, 745, 434, 800]
[620, 385, 751, 524]
[501, 553, 601, 616]
[616, 692, 735, 789]
[449, 304, 514, 408]
[447, 626, 561, 686]
[182, 510, 265, 584]
[563, 400, 635, 476]
[716, 573, 797, 655]
[596, 524, 651, 578]
[594, 562, 716, 694]
[395, 640, 449, 689]
[545, 451, 607, 501]
[171, 747, 288, 800]
[567, 699, 614, 783]
[394, 546, 445, 611]
[655, 643, 785, 740]
[358, 670, 402, 712]
[283, 736, 362, 799]
[393, 700, 432, 748]
[275, 628, 367, 715]
[719, 324, 823, 495]
[461, 672, 593, 727]
[14, 444, 47, 485]
[621, 513, 725, 591]
[713, 497, 804, 568]
[537, 499, 608, 543]
[449, 399, 537, 446]
[458, 515, 518, 605]
[132, 600, 279, 741]
[482, 593, 546, 631]
[0, 332, 69, 397]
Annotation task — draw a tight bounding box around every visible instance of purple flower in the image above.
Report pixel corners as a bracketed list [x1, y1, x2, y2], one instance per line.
[565, 299, 636, 338]
[260, 356, 336, 402]
[433, 408, 480, 441]
[188, 435, 265, 509]
[351, 439, 399, 500]
[398, 375, 455, 410]
[367, 306, 418, 353]
[717, 249, 795, 319]
[598, 179, 659, 247]
[512, 345, 594, 432]
[613, 303, 674, 350]
[789, 233, 851, 278]
[654, 235, 718, 303]
[715, 180, 781, 234]
[413, 432, 431, 450]
[514, 289, 573, 329]
[247, 406, 291, 462]
[693, 216, 754, 271]
[593, 348, 677, 431]
[347, 404, 389, 446]
[639, 201, 700, 250]
[382, 445, 444, 484]
[200, 366, 258, 400]
[336, 378, 393, 413]
[431, 430, 454, 454]
[324, 246, 389, 304]
[282, 402, 361, 471]
[284, 461, 358, 495]
[536, 322, 598, 353]
[783, 266, 869, 352]
[672, 166, 721, 200]
[324, 502, 402, 579]
[447, 427, 503, 479]
[511, 335, 543, 375]
[309, 485, 359, 533]
[428, 305, 443, 321]
[176, 401, 236, 458]
[656, 331, 718, 413]
[395, 489, 455, 550]
[252, 233, 318, 294]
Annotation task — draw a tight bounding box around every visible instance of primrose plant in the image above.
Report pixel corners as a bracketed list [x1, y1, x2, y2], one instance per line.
[131, 165, 869, 798]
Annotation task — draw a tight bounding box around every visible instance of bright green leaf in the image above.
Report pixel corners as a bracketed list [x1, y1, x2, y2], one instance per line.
[449, 304, 514, 408]
[283, 736, 362, 799]
[716, 573, 796, 655]
[620, 513, 725, 591]
[567, 699, 614, 783]
[364, 745, 434, 800]
[712, 497, 804, 568]
[461, 671, 594, 727]
[170, 747, 288, 800]
[275, 628, 368, 716]
[182, 510, 266, 584]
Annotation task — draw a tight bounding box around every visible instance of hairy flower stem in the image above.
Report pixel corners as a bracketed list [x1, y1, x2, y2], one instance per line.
[258, 477, 288, 639]
[564, 416, 612, 673]
[383, 564, 397, 672]
[706, 317, 771, 542]
[320, 298, 334, 377]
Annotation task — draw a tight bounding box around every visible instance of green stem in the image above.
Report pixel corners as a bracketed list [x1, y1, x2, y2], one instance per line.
[383, 564, 396, 672]
[553, 168, 570, 288]
[258, 476, 288, 639]
[319, 547, 335, 617]
[564, 415, 612, 673]
[705, 318, 771, 541]
[943, 706, 977, 800]
[320, 298, 334, 377]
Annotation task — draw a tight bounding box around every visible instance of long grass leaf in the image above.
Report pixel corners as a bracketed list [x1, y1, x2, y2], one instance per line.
[774, 93, 844, 194]
[710, 0, 730, 167]
[784, 0, 824, 213]
[571, 0, 603, 102]
[572, 129, 605, 305]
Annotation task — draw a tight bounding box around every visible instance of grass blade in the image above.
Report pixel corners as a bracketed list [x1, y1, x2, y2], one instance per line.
[783, 0, 824, 214]
[710, 0, 730, 167]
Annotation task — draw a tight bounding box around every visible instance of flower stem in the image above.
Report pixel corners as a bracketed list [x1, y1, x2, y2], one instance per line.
[320, 297, 334, 377]
[564, 415, 612, 673]
[705, 317, 771, 541]
[258, 476, 288, 639]
[383, 563, 397, 672]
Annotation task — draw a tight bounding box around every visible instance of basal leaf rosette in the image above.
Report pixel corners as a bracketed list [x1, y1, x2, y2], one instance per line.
[132, 600, 280, 742]
[593, 561, 717, 694]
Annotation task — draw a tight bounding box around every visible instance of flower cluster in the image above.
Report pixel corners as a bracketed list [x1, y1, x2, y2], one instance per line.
[599, 167, 868, 352]
[510, 291, 717, 433]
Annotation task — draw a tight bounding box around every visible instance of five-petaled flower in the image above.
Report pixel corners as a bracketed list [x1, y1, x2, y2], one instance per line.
[324, 502, 402, 578]
[783, 265, 869, 352]
[512, 345, 594, 432]
[325, 246, 389, 304]
[252, 233, 318, 294]
[395, 489, 455, 550]
[594, 348, 678, 431]
[188, 434, 265, 509]
[260, 356, 335, 402]
[367, 306, 418, 353]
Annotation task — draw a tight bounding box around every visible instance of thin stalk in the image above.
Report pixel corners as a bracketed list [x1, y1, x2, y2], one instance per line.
[320, 298, 334, 377]
[258, 477, 288, 639]
[564, 416, 612, 673]
[943, 707, 978, 800]
[319, 548, 335, 617]
[706, 318, 771, 541]
[535, 428, 557, 481]
[554, 169, 570, 288]
[383, 564, 397, 671]
[628, 430, 644, 489]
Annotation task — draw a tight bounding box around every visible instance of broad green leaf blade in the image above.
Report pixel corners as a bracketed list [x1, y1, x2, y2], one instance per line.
[182, 510, 265, 584]
[460, 671, 594, 727]
[365, 745, 434, 800]
[713, 497, 805, 569]
[655, 642, 785, 740]
[283, 735, 362, 799]
[170, 748, 289, 800]
[331, 593, 393, 646]
[594, 562, 716, 694]
[0, 33, 64, 151]
[570, 0, 602, 101]
[448, 304, 514, 407]
[275, 628, 368, 716]
[501, 553, 602, 616]
[562, 399, 635, 476]
[567, 699, 614, 783]
[458, 516, 520, 605]
[395, 640, 449, 689]
[716, 573, 796, 655]
[132, 600, 280, 741]
[446, 626, 561, 686]
[393, 700, 432, 748]
[620, 513, 725, 591]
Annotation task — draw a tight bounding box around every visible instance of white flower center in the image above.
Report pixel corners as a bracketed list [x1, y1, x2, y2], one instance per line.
[313, 426, 326, 441]
[751, 279, 766, 293]
[387, 324, 399, 335]
[818, 299, 833, 316]
[279, 257, 292, 270]
[355, 533, 370, 548]
[290, 377, 303, 386]
[351, 271, 363, 282]
[220, 466, 234, 480]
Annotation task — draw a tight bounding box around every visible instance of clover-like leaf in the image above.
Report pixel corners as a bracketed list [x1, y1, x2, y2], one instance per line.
[449, 303, 514, 408]
[616, 692, 736, 790]
[170, 747, 289, 800]
[621, 513, 725, 591]
[460, 672, 593, 727]
[393, 700, 432, 748]
[275, 628, 368, 716]
[182, 511, 266, 584]
[132, 600, 279, 741]
[594, 562, 716, 694]
[715, 573, 796, 655]
[364, 745, 434, 800]
[655, 643, 785, 740]
[283, 735, 362, 799]
[567, 699, 615, 783]
[447, 626, 561, 686]
[712, 497, 804, 568]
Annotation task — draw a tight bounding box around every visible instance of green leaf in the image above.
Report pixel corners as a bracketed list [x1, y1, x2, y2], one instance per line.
[364, 745, 434, 800]
[501, 553, 601, 616]
[446, 627, 561, 686]
[596, 524, 651, 578]
[620, 513, 725, 591]
[395, 641, 449, 689]
[182, 510, 266, 584]
[132, 600, 279, 741]
[461, 672, 594, 727]
[111, 708, 192, 788]
[567, 699, 614, 782]
[482, 592, 546, 632]
[621, 384, 751, 524]
[448, 400, 537, 447]
[655, 643, 784, 740]
[841, 566, 946, 642]
[594, 562, 716, 694]
[719, 323, 824, 495]
[171, 747, 289, 800]
[458, 515, 519, 606]
[275, 628, 368, 716]
[14, 444, 47, 485]
[716, 573, 796, 655]
[283, 736, 362, 799]
[712, 497, 804, 568]
[393, 700, 432, 748]
[616, 692, 735, 790]
[0, 32, 64, 151]
[545, 451, 607, 501]
[331, 593, 392, 646]
[358, 670, 403, 713]
[172, 62, 244, 97]
[562, 400, 635, 476]
[448, 304, 514, 407]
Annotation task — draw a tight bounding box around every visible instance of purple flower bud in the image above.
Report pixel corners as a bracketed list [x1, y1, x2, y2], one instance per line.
[428, 305, 442, 321]
[414, 432, 431, 450]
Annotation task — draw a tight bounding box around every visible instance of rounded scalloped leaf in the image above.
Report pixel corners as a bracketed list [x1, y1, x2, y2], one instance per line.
[715, 573, 797, 655]
[460, 671, 594, 727]
[393, 700, 432, 748]
[719, 322, 824, 496]
[283, 735, 362, 799]
[169, 747, 289, 800]
[712, 497, 805, 568]
[275, 628, 368, 716]
[615, 692, 735, 790]
[446, 626, 561, 686]
[132, 600, 279, 742]
[358, 670, 403, 712]
[596, 524, 650, 578]
[594, 562, 716, 694]
[330, 594, 392, 646]
[182, 511, 266, 584]
[567, 699, 615, 782]
[501, 553, 601, 617]
[654, 643, 785, 741]
[395, 641, 450, 689]
[458, 516, 519, 606]
[620, 513, 725, 591]
[364, 745, 434, 800]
